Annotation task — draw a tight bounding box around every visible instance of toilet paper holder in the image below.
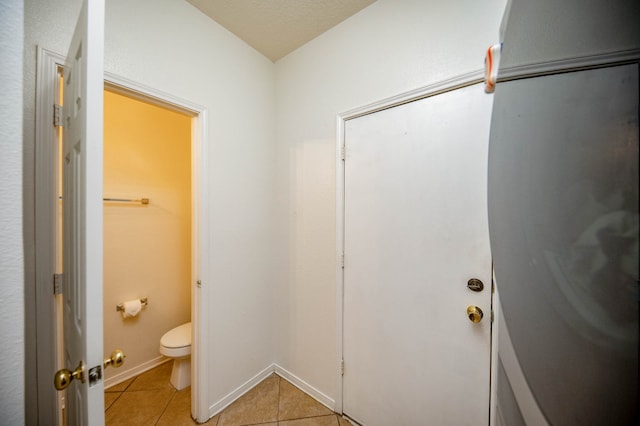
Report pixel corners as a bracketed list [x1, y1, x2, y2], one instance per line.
[116, 297, 148, 312]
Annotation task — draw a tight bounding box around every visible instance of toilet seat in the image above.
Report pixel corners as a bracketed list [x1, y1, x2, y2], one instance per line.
[160, 322, 191, 358]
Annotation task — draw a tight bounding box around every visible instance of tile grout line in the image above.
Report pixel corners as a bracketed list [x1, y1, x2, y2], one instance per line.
[104, 392, 123, 413]
[277, 374, 281, 424]
[153, 387, 177, 425]
[212, 388, 221, 426]
[104, 373, 134, 414]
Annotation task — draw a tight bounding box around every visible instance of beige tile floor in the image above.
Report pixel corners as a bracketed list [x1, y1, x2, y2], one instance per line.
[105, 362, 351, 425]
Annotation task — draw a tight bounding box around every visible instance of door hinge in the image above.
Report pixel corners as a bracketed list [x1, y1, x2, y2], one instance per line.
[340, 359, 345, 376]
[340, 253, 345, 269]
[340, 144, 345, 161]
[491, 310, 494, 323]
[196, 280, 202, 288]
[53, 273, 63, 295]
[53, 104, 64, 127]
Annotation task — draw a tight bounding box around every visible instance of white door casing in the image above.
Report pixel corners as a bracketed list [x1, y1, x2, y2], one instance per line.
[103, 74, 210, 422]
[341, 82, 493, 425]
[62, 0, 105, 424]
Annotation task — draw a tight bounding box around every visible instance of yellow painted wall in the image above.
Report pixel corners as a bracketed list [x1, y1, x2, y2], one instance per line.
[103, 90, 191, 383]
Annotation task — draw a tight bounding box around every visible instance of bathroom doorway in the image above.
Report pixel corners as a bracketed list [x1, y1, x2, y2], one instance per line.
[102, 88, 191, 386]
[100, 78, 208, 421]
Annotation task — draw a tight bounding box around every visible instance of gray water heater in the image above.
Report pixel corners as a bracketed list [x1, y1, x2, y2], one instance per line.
[488, 1, 639, 424]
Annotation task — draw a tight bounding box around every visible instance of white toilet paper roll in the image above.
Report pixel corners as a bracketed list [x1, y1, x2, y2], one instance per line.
[121, 299, 142, 319]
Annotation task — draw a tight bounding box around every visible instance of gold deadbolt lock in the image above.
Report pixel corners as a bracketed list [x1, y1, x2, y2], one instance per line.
[467, 305, 484, 323]
[54, 361, 85, 391]
[104, 349, 126, 369]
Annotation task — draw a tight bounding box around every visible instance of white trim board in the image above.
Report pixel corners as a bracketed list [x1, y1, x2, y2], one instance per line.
[207, 364, 276, 418]
[207, 364, 336, 420]
[274, 365, 336, 411]
[104, 357, 171, 389]
[339, 70, 484, 121]
[104, 72, 205, 116]
[34, 46, 68, 426]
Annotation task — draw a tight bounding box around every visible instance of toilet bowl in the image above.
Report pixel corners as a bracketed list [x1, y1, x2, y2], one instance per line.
[159, 322, 191, 390]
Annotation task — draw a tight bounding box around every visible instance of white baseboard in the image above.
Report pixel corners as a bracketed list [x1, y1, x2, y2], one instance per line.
[208, 364, 276, 417]
[207, 363, 336, 419]
[104, 356, 171, 389]
[273, 364, 336, 411]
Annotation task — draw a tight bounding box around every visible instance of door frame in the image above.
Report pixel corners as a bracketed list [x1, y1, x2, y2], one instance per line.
[34, 46, 68, 426]
[34, 47, 211, 423]
[334, 69, 495, 417]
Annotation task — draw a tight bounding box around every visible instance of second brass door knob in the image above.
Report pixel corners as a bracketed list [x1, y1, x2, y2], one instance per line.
[467, 305, 484, 323]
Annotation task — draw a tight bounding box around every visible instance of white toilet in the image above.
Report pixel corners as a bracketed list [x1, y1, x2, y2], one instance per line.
[159, 322, 191, 390]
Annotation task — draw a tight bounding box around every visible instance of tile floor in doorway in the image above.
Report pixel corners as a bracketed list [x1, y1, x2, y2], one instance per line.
[105, 362, 351, 425]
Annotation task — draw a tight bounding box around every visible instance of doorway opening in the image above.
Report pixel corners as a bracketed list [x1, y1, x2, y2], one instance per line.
[102, 76, 209, 422]
[102, 87, 192, 387]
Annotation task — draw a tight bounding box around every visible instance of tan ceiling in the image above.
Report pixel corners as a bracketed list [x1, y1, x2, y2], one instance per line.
[186, 0, 377, 62]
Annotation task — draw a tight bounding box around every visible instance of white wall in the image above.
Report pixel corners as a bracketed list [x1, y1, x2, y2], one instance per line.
[0, 0, 24, 424]
[273, 0, 507, 401]
[24, 0, 278, 414]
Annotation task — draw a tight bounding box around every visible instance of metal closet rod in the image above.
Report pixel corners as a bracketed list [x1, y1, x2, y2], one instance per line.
[103, 197, 150, 204]
[57, 195, 150, 204]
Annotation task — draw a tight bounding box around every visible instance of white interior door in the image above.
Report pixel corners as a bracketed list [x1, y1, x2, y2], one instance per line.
[343, 83, 493, 425]
[62, 0, 105, 424]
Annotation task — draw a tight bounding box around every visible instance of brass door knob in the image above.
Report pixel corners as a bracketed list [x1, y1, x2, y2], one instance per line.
[467, 305, 484, 323]
[104, 349, 126, 369]
[54, 361, 85, 391]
